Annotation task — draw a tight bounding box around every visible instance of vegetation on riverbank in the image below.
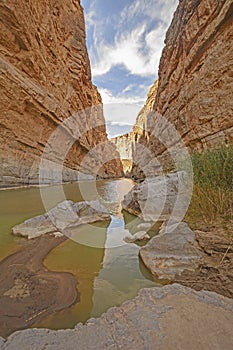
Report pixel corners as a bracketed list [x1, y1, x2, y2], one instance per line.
[186, 144, 233, 227]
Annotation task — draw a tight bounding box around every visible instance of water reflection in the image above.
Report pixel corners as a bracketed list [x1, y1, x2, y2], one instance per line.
[0, 179, 160, 331]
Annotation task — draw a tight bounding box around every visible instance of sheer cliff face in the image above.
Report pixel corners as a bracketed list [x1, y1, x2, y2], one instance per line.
[154, 0, 233, 149]
[128, 0, 233, 179]
[0, 0, 123, 185]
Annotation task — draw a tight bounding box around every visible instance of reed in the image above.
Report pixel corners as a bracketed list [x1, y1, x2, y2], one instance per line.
[186, 144, 233, 225]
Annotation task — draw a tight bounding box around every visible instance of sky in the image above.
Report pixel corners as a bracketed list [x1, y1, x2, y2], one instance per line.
[81, 0, 178, 138]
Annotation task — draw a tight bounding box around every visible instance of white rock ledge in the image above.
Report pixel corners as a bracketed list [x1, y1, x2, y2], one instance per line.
[12, 200, 110, 239]
[1, 284, 232, 350]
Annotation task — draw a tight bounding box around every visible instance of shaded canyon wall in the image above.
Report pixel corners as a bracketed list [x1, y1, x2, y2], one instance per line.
[0, 0, 123, 186]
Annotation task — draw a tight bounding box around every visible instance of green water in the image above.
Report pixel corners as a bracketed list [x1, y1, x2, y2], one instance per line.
[0, 179, 159, 331]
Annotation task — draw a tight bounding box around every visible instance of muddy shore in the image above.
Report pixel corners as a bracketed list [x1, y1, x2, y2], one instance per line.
[0, 235, 79, 338]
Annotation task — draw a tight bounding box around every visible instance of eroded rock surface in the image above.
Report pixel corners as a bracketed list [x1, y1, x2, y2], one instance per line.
[12, 200, 110, 239]
[0, 0, 123, 186]
[139, 221, 202, 281]
[122, 171, 190, 223]
[123, 230, 150, 243]
[1, 284, 233, 350]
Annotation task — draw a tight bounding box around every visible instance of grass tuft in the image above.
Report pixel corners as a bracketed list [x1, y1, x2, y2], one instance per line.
[186, 144, 233, 225]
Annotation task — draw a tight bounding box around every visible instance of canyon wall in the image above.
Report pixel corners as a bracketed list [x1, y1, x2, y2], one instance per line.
[112, 81, 158, 176]
[155, 0, 233, 150]
[116, 0, 233, 179]
[0, 0, 123, 186]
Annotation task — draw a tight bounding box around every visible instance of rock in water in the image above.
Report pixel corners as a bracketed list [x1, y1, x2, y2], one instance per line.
[124, 231, 150, 243]
[47, 201, 79, 231]
[122, 171, 189, 222]
[1, 284, 233, 350]
[12, 200, 110, 239]
[139, 221, 202, 281]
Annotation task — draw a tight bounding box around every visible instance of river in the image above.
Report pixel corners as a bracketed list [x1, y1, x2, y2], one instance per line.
[0, 178, 160, 331]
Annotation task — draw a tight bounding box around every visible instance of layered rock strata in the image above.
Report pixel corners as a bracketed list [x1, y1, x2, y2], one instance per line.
[114, 0, 233, 180]
[111, 81, 158, 176]
[0, 0, 123, 186]
[131, 0, 233, 179]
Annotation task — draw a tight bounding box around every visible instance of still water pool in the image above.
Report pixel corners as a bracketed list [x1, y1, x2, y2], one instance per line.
[0, 178, 159, 330]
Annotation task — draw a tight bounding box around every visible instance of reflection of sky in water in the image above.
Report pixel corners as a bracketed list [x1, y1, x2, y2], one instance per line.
[97, 179, 133, 216]
[28, 178, 160, 331]
[91, 179, 159, 316]
[98, 179, 134, 248]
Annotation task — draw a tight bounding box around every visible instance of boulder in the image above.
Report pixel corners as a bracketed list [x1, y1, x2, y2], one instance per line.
[139, 221, 202, 281]
[47, 201, 79, 230]
[122, 171, 190, 223]
[12, 215, 56, 239]
[0, 338, 4, 348]
[12, 200, 110, 239]
[124, 231, 150, 243]
[137, 222, 153, 230]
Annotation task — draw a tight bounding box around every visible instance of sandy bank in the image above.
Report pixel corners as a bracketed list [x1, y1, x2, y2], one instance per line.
[0, 235, 79, 338]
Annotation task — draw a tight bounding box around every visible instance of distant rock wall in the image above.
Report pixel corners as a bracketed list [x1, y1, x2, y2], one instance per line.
[0, 0, 123, 186]
[111, 133, 134, 175]
[111, 81, 158, 177]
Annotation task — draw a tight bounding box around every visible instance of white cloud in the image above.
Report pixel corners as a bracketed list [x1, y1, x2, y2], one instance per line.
[99, 88, 144, 106]
[99, 88, 143, 124]
[92, 25, 152, 77]
[89, 0, 178, 78]
[110, 121, 133, 126]
[121, 84, 134, 94]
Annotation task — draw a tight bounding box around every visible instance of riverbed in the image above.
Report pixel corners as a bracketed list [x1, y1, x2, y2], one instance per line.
[0, 178, 159, 332]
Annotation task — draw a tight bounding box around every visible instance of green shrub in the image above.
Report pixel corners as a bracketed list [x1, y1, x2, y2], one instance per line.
[186, 144, 233, 224]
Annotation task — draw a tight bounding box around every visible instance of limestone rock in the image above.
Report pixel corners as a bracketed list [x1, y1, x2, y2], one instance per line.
[12, 200, 110, 239]
[12, 215, 56, 239]
[110, 133, 134, 175]
[0, 0, 123, 186]
[139, 221, 202, 281]
[48, 201, 79, 230]
[122, 171, 190, 222]
[1, 284, 233, 350]
[123, 231, 150, 243]
[137, 222, 153, 230]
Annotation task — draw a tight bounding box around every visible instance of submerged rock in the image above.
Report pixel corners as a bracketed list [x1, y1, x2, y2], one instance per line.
[139, 221, 202, 281]
[1, 284, 233, 350]
[12, 200, 110, 239]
